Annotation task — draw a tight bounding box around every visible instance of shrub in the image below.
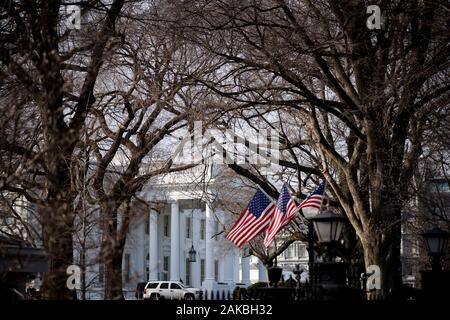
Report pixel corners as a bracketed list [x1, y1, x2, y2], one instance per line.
[246, 282, 268, 298]
[232, 286, 247, 300]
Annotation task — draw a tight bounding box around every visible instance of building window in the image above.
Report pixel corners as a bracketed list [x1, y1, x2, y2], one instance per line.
[146, 253, 149, 280]
[404, 264, 413, 276]
[200, 259, 205, 284]
[213, 220, 219, 240]
[411, 239, 420, 256]
[284, 245, 293, 258]
[163, 256, 169, 271]
[124, 253, 131, 283]
[1, 213, 13, 226]
[200, 219, 205, 240]
[214, 260, 219, 281]
[185, 258, 191, 286]
[163, 215, 169, 237]
[186, 217, 192, 239]
[163, 256, 169, 281]
[98, 264, 104, 284]
[298, 244, 306, 257]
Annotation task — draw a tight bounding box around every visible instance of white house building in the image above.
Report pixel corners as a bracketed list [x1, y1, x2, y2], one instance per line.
[120, 196, 250, 297]
[82, 165, 273, 299]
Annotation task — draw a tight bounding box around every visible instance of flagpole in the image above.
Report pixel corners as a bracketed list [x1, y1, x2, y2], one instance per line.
[308, 179, 326, 288]
[274, 237, 277, 267]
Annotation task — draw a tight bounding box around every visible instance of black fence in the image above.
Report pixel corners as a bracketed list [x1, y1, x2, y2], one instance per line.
[198, 282, 377, 301]
[200, 284, 315, 301]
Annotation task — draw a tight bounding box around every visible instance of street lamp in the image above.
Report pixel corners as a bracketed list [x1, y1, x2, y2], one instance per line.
[306, 209, 349, 300]
[188, 245, 197, 263]
[421, 227, 450, 271]
[310, 210, 345, 244]
[420, 227, 450, 300]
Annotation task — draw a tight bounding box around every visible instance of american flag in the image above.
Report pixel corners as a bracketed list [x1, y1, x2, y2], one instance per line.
[263, 184, 298, 248]
[298, 181, 326, 217]
[226, 189, 276, 247]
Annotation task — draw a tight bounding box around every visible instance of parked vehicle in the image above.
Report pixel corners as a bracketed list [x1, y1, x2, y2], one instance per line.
[143, 281, 202, 300]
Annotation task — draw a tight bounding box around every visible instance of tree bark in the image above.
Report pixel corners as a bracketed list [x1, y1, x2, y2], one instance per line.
[104, 247, 125, 300]
[359, 206, 402, 300]
[39, 196, 76, 300]
[362, 236, 401, 300]
[41, 230, 76, 300]
[100, 200, 128, 300]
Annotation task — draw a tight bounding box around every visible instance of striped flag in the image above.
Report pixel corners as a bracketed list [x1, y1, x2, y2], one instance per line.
[298, 180, 326, 218]
[226, 189, 276, 247]
[263, 184, 298, 248]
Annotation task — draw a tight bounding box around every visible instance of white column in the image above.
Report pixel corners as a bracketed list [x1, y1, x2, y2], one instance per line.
[203, 202, 215, 290]
[241, 256, 250, 285]
[219, 259, 225, 282]
[170, 200, 180, 281]
[257, 259, 268, 282]
[191, 211, 201, 287]
[148, 209, 158, 281]
[233, 249, 240, 284]
[138, 219, 146, 281]
[179, 211, 186, 283]
[224, 254, 234, 283]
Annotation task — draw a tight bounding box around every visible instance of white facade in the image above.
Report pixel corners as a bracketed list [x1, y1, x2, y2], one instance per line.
[82, 166, 262, 299]
[79, 175, 312, 298]
[121, 197, 249, 295]
[82, 201, 256, 299]
[277, 241, 309, 271]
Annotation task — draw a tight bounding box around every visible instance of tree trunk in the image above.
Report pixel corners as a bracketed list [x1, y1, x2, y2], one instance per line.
[40, 203, 76, 300]
[41, 232, 76, 300]
[104, 246, 125, 300]
[99, 200, 126, 300]
[39, 161, 77, 300]
[361, 230, 402, 300]
[80, 238, 86, 300]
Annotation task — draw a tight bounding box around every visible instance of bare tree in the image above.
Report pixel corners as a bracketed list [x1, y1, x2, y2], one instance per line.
[79, 15, 223, 298]
[168, 0, 450, 298]
[0, 0, 127, 299]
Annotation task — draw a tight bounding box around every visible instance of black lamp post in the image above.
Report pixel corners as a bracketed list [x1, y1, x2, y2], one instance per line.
[188, 245, 197, 263]
[420, 227, 450, 300]
[308, 209, 348, 300]
[310, 210, 345, 243]
[310, 210, 345, 261]
[421, 227, 449, 271]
